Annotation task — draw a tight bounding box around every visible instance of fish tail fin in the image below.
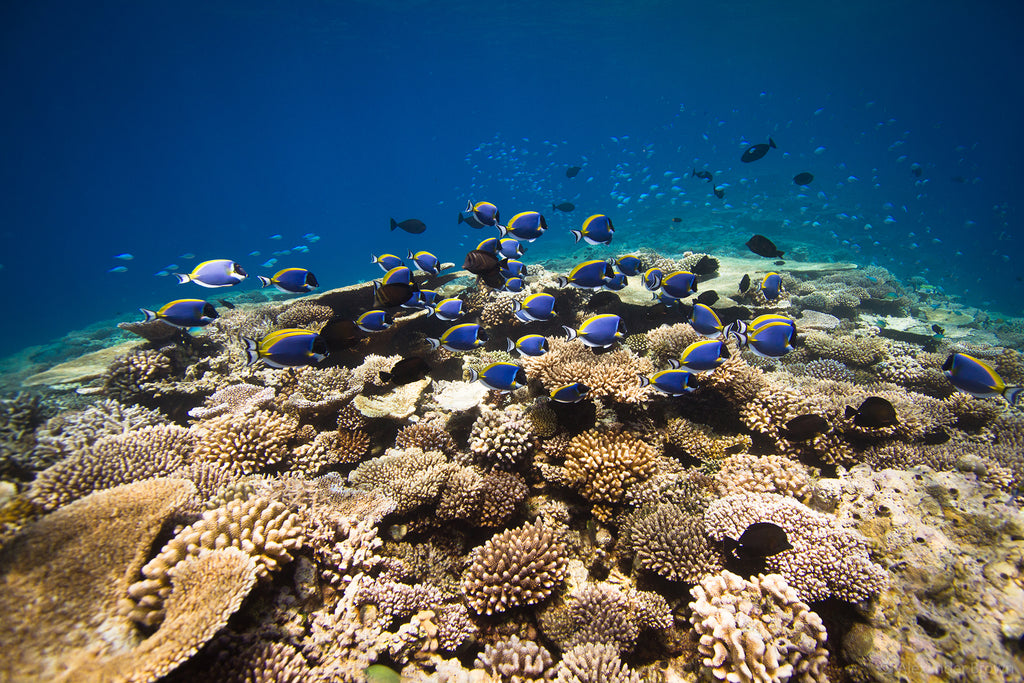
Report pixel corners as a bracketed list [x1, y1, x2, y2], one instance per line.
[570, 230, 583, 243]
[369, 253, 377, 263]
[457, 212, 465, 224]
[497, 224, 508, 237]
[407, 249, 415, 259]
[1005, 386, 1023, 406]
[140, 308, 158, 322]
[506, 338, 516, 353]
[465, 200, 473, 212]
[769, 137, 776, 148]
[389, 218, 398, 230]
[556, 276, 569, 288]
[667, 359, 682, 369]
[722, 536, 739, 559]
[240, 336, 260, 366]
[425, 337, 440, 350]
[562, 326, 578, 341]
[257, 276, 272, 288]
[552, 203, 557, 211]
[511, 300, 522, 312]
[467, 368, 480, 382]
[174, 273, 191, 284]
[638, 374, 651, 388]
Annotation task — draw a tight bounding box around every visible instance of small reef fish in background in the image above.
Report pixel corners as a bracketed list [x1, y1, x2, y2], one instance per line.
[793, 172, 814, 186]
[429, 297, 465, 321]
[845, 396, 899, 428]
[691, 168, 713, 183]
[943, 353, 1022, 404]
[781, 414, 830, 441]
[660, 271, 698, 299]
[381, 266, 413, 286]
[570, 214, 614, 246]
[552, 202, 575, 212]
[140, 299, 218, 328]
[500, 259, 527, 279]
[724, 522, 792, 560]
[108, 266, 128, 273]
[614, 254, 644, 276]
[507, 334, 550, 357]
[242, 329, 327, 368]
[603, 272, 628, 290]
[563, 314, 626, 349]
[550, 382, 590, 403]
[740, 136, 777, 163]
[738, 274, 751, 293]
[500, 211, 548, 241]
[557, 260, 615, 289]
[468, 362, 528, 392]
[370, 253, 405, 271]
[497, 238, 525, 259]
[114, 253, 134, 260]
[501, 277, 526, 292]
[426, 323, 488, 352]
[257, 267, 319, 293]
[565, 165, 582, 178]
[175, 259, 248, 287]
[745, 235, 784, 258]
[389, 217, 426, 234]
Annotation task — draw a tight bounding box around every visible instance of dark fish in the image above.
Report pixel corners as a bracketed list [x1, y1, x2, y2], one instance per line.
[845, 396, 898, 428]
[911, 163, 923, 178]
[782, 414, 829, 441]
[745, 234, 784, 258]
[931, 324, 945, 335]
[774, 260, 786, 266]
[922, 427, 950, 445]
[320, 319, 361, 351]
[696, 290, 719, 306]
[389, 217, 426, 234]
[740, 137, 776, 163]
[713, 186, 725, 199]
[725, 522, 792, 560]
[692, 169, 713, 183]
[219, 299, 236, 310]
[479, 268, 505, 288]
[380, 356, 430, 385]
[464, 249, 501, 275]
[374, 282, 418, 308]
[793, 172, 814, 186]
[671, 217, 682, 222]
[566, 166, 582, 178]
[552, 202, 575, 212]
[739, 274, 750, 293]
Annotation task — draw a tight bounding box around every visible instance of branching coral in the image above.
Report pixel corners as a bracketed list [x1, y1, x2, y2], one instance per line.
[188, 383, 276, 419]
[664, 418, 751, 462]
[474, 635, 556, 682]
[620, 503, 722, 583]
[555, 642, 642, 683]
[562, 428, 658, 521]
[190, 409, 297, 474]
[395, 421, 457, 455]
[712, 453, 812, 499]
[103, 349, 176, 401]
[467, 405, 535, 470]
[291, 428, 370, 475]
[522, 338, 653, 403]
[32, 399, 168, 466]
[348, 447, 456, 516]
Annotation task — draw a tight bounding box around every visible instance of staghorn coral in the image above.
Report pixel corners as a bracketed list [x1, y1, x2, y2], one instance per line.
[474, 635, 556, 682]
[705, 492, 889, 602]
[307, 514, 385, 587]
[190, 409, 298, 474]
[348, 447, 456, 516]
[664, 418, 751, 462]
[620, 502, 722, 583]
[103, 349, 176, 400]
[435, 601, 478, 652]
[126, 495, 304, 627]
[554, 642, 642, 683]
[562, 428, 658, 520]
[521, 338, 653, 403]
[462, 519, 568, 615]
[283, 366, 359, 418]
[689, 570, 829, 683]
[188, 383, 276, 419]
[395, 421, 458, 455]
[291, 428, 370, 475]
[28, 424, 195, 511]
[32, 398, 168, 466]
[0, 478, 197, 681]
[713, 453, 812, 499]
[625, 469, 715, 512]
[356, 576, 443, 624]
[467, 405, 535, 470]
[201, 637, 311, 683]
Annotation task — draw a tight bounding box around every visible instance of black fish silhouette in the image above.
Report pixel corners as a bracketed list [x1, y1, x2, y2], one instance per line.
[713, 186, 725, 199]
[219, 299, 236, 310]
[782, 414, 829, 441]
[320, 319, 362, 351]
[725, 522, 792, 560]
[464, 250, 500, 275]
[696, 290, 719, 306]
[741, 137, 776, 163]
[692, 169, 713, 183]
[739, 274, 750, 293]
[745, 234, 784, 258]
[380, 356, 430, 385]
[793, 172, 814, 186]
[390, 217, 426, 234]
[566, 166, 582, 178]
[845, 396, 898, 428]
[552, 202, 575, 212]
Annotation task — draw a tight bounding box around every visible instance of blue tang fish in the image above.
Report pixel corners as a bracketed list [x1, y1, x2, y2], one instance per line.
[498, 238, 525, 259]
[468, 362, 528, 393]
[382, 266, 414, 286]
[563, 314, 626, 348]
[726, 314, 794, 338]
[689, 303, 724, 337]
[175, 259, 247, 288]
[475, 236, 501, 254]
[430, 297, 465, 321]
[943, 353, 1022, 404]
[257, 267, 319, 294]
[639, 363, 699, 396]
[550, 382, 590, 403]
[502, 277, 526, 293]
[402, 289, 440, 309]
[408, 250, 442, 276]
[740, 321, 797, 358]
[661, 271, 698, 298]
[603, 272, 628, 291]
[615, 254, 644, 276]
[501, 259, 528, 279]
[760, 272, 783, 302]
[642, 267, 664, 291]
[460, 200, 500, 227]
[507, 334, 550, 357]
[140, 299, 218, 328]
[678, 339, 731, 372]
[426, 323, 488, 352]
[242, 328, 327, 368]
[356, 310, 394, 332]
[557, 260, 615, 289]
[571, 214, 614, 246]
[513, 293, 557, 322]
[370, 253, 405, 272]
[501, 211, 548, 241]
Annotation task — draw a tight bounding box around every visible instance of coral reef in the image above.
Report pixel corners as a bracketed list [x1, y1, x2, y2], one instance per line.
[562, 428, 658, 521]
[191, 409, 298, 474]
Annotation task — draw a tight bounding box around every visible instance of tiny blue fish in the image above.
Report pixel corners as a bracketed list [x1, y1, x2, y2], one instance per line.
[513, 293, 557, 322]
[408, 250, 442, 276]
[615, 254, 644, 276]
[507, 334, 550, 357]
[943, 353, 1022, 404]
[677, 339, 730, 372]
[661, 271, 698, 299]
[114, 253, 134, 260]
[557, 260, 615, 289]
[570, 214, 614, 246]
[108, 266, 128, 273]
[639, 364, 699, 396]
[563, 314, 626, 348]
[180, 252, 196, 259]
[430, 297, 465, 321]
[140, 299, 218, 328]
[176, 259, 248, 288]
[760, 272, 783, 301]
[642, 267, 664, 291]
[501, 211, 548, 242]
[242, 329, 327, 368]
[356, 310, 394, 332]
[426, 323, 488, 351]
[689, 303, 724, 337]
[260, 258, 278, 268]
[371, 253, 405, 271]
[468, 362, 528, 392]
[502, 276, 526, 292]
[550, 382, 590, 403]
[382, 266, 413, 285]
[257, 267, 319, 293]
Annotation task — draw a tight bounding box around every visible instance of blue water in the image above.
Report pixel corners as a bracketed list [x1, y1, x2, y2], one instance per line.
[2, 0, 1022, 359]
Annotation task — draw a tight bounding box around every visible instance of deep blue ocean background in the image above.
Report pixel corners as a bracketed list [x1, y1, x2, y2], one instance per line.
[1, 0, 1022, 360]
